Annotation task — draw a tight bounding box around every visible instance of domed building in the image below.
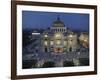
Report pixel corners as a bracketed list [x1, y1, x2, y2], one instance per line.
[50, 17, 67, 33]
[41, 16, 78, 54]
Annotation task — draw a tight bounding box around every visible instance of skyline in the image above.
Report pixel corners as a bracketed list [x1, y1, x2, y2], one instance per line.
[22, 11, 89, 32]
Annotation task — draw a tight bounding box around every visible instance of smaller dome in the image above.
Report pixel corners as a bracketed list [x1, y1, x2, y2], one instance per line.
[52, 17, 65, 27]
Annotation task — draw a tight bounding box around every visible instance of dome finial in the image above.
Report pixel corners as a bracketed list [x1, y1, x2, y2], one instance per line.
[52, 15, 65, 27]
[57, 15, 60, 21]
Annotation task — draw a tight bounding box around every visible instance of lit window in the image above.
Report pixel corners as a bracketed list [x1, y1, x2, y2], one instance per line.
[55, 33, 61, 38]
[56, 40, 61, 45]
[44, 41, 48, 46]
[50, 41, 53, 45]
[64, 41, 66, 45]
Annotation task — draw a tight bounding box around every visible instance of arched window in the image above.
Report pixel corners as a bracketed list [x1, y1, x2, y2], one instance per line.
[44, 41, 48, 46]
[45, 47, 48, 52]
[69, 47, 72, 52]
[55, 33, 62, 39]
[50, 41, 53, 46]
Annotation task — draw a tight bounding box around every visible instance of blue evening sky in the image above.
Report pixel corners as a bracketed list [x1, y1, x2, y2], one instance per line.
[22, 11, 89, 31]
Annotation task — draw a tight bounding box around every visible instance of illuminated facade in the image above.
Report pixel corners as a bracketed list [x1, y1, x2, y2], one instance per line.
[41, 17, 78, 53]
[23, 17, 89, 68]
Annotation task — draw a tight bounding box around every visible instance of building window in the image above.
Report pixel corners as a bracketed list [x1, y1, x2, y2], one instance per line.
[45, 47, 48, 52]
[44, 41, 48, 46]
[61, 29, 62, 32]
[62, 29, 63, 32]
[50, 41, 53, 46]
[58, 29, 59, 32]
[64, 41, 66, 46]
[55, 29, 57, 32]
[69, 47, 72, 52]
[55, 33, 61, 39]
[56, 40, 61, 45]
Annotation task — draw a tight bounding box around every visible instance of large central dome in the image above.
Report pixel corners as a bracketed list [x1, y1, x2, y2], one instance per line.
[52, 17, 65, 27]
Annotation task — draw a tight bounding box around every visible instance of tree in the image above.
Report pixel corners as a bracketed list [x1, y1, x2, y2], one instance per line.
[63, 60, 74, 67]
[42, 61, 55, 68]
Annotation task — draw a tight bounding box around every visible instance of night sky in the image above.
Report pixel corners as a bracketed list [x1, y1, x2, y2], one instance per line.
[22, 11, 89, 31]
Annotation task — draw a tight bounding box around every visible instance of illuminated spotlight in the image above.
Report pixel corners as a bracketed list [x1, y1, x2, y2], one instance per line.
[55, 33, 61, 38]
[44, 34, 48, 37]
[69, 34, 73, 37]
